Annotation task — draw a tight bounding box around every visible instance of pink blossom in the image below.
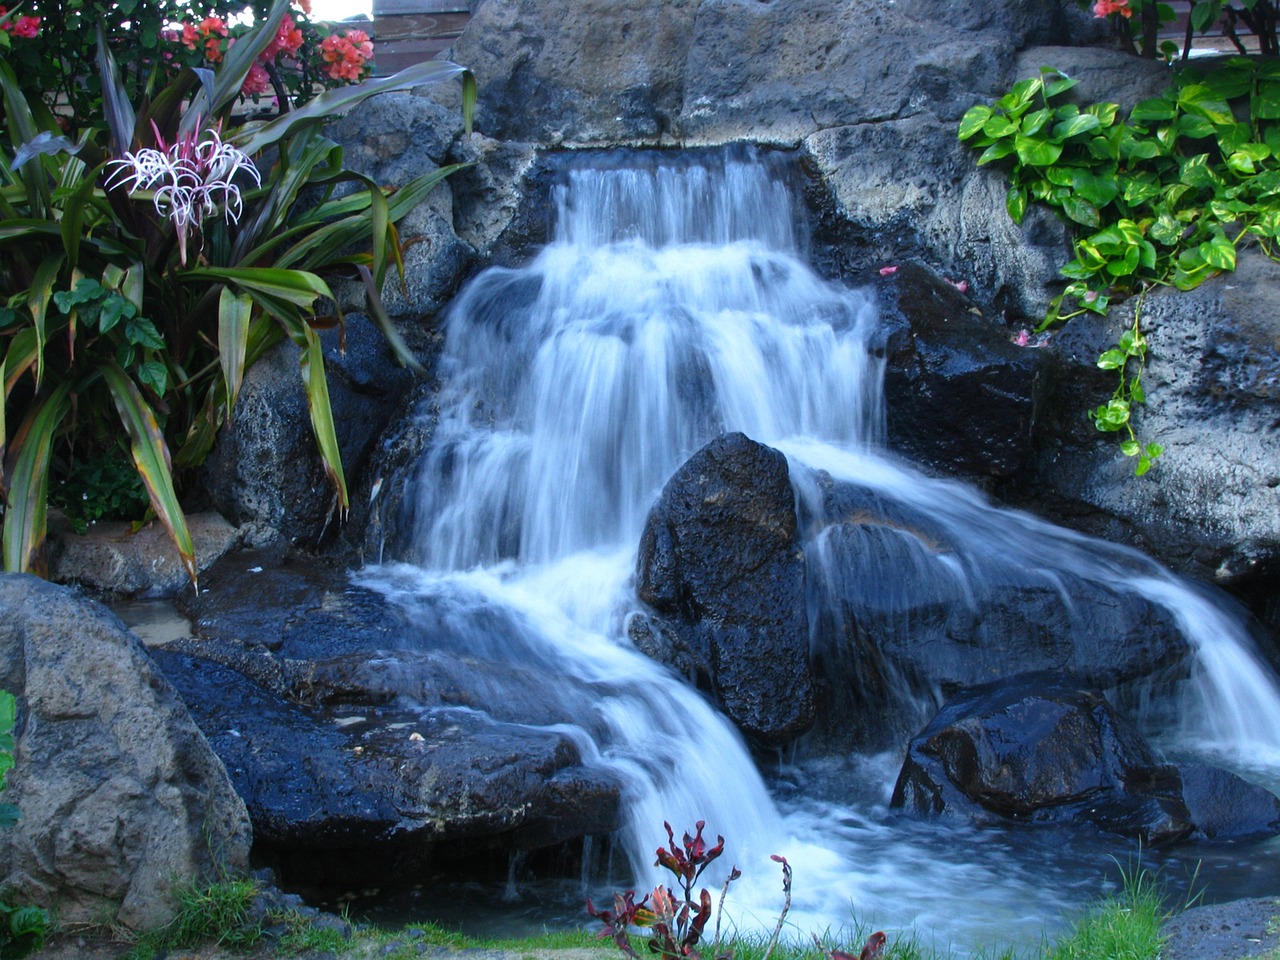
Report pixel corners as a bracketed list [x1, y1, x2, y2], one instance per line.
[878, 265, 898, 276]
[320, 29, 374, 82]
[1014, 328, 1031, 347]
[12, 14, 38, 37]
[260, 14, 304, 62]
[947, 278, 969, 293]
[241, 62, 272, 97]
[1093, 0, 1133, 18]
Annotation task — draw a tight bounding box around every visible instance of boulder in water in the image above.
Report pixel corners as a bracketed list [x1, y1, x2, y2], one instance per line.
[891, 673, 1280, 844]
[636, 432, 815, 745]
[890, 673, 1193, 843]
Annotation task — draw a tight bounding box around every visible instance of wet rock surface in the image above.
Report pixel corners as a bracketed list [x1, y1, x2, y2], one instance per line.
[891, 673, 1280, 844]
[874, 262, 1049, 482]
[157, 550, 621, 884]
[636, 432, 814, 745]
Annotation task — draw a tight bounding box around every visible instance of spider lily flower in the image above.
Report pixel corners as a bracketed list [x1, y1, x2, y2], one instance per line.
[107, 123, 261, 266]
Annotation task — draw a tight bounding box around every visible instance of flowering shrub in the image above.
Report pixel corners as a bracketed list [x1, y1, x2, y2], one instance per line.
[1, 0, 383, 135]
[320, 28, 374, 82]
[0, 0, 474, 579]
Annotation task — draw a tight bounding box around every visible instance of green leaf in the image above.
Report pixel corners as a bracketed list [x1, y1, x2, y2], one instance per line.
[1014, 134, 1063, 166]
[1200, 236, 1237, 270]
[218, 288, 252, 418]
[1175, 114, 1216, 140]
[101, 362, 196, 587]
[1072, 169, 1120, 206]
[297, 324, 349, 517]
[1120, 439, 1141, 456]
[1063, 195, 1101, 228]
[1254, 81, 1280, 121]
[982, 115, 1018, 139]
[1097, 349, 1128, 369]
[977, 140, 1015, 165]
[959, 105, 993, 140]
[232, 60, 474, 157]
[136, 361, 168, 395]
[184, 267, 333, 308]
[1006, 184, 1028, 224]
[2, 384, 70, 574]
[125, 317, 164, 350]
[1052, 114, 1101, 141]
[1131, 98, 1177, 123]
[1021, 109, 1052, 138]
[1043, 70, 1079, 99]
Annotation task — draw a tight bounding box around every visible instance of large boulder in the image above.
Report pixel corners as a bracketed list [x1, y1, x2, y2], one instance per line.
[805, 470, 1189, 699]
[635, 432, 814, 745]
[891, 673, 1280, 843]
[159, 550, 621, 884]
[0, 575, 251, 930]
[200, 315, 417, 548]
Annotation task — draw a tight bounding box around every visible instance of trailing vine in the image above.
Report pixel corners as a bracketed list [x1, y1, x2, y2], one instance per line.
[959, 59, 1280, 474]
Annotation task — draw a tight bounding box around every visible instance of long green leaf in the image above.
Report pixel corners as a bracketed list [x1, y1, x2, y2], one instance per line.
[232, 60, 472, 156]
[218, 287, 253, 418]
[27, 254, 63, 392]
[298, 324, 349, 517]
[356, 264, 426, 376]
[183, 266, 333, 307]
[101, 362, 197, 587]
[2, 383, 70, 574]
[95, 24, 136, 152]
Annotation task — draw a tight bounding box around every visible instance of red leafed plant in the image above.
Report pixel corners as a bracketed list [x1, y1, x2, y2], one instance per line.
[587, 821, 741, 960]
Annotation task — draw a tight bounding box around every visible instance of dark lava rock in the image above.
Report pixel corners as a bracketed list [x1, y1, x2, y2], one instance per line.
[635, 432, 814, 745]
[876, 262, 1049, 483]
[804, 472, 1189, 701]
[156, 550, 621, 885]
[890, 673, 1194, 844]
[1177, 763, 1280, 841]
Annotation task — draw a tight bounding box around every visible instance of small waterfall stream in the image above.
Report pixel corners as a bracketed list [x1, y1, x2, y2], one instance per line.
[361, 149, 1280, 950]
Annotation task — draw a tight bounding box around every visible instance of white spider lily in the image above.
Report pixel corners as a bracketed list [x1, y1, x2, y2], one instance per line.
[107, 124, 261, 266]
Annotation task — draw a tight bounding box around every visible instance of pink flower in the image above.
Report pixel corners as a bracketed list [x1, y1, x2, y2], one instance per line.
[1093, 0, 1133, 18]
[181, 16, 227, 63]
[320, 29, 374, 82]
[946, 278, 969, 293]
[241, 62, 272, 97]
[12, 14, 38, 37]
[260, 14, 304, 62]
[878, 265, 899, 276]
[1014, 328, 1031, 347]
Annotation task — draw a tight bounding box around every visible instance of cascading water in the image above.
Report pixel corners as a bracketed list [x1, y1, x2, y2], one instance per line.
[360, 148, 1280, 950]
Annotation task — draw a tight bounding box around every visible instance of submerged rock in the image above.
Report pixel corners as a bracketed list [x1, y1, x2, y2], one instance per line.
[0, 575, 251, 930]
[636, 432, 815, 745]
[892, 673, 1280, 843]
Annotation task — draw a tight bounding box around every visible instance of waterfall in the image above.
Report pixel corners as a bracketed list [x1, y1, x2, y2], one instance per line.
[362, 147, 1280, 950]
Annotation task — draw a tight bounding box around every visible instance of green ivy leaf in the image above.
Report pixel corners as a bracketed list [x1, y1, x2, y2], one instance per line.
[958, 105, 993, 140]
[1063, 195, 1101, 228]
[1014, 134, 1063, 166]
[977, 141, 1016, 165]
[1006, 184, 1028, 224]
[1199, 236, 1237, 270]
[1097, 349, 1128, 369]
[1120, 439, 1141, 456]
[1052, 114, 1101, 141]
[983, 115, 1018, 138]
[1131, 98, 1177, 123]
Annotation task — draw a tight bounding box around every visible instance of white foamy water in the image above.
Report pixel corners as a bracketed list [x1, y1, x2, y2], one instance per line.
[361, 149, 1280, 952]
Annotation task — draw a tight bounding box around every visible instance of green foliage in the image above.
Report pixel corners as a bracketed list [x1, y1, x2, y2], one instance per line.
[959, 59, 1280, 472]
[49, 449, 149, 533]
[1044, 866, 1165, 960]
[124, 878, 262, 959]
[0, 0, 472, 582]
[0, 690, 49, 960]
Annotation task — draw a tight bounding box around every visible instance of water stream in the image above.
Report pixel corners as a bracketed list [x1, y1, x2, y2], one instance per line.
[359, 149, 1280, 952]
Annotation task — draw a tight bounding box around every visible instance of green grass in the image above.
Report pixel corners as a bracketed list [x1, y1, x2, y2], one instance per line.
[124, 878, 262, 960]
[1042, 867, 1165, 960]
